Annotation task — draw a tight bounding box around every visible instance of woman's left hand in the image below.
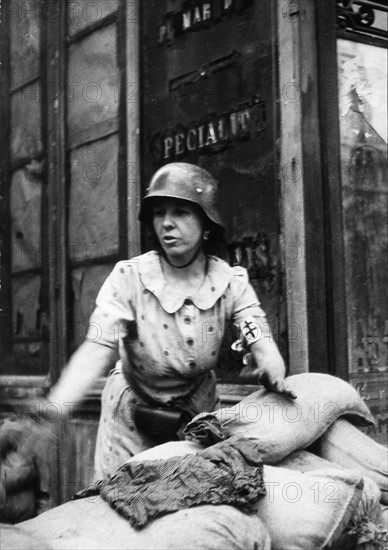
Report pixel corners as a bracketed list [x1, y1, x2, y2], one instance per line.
[246, 340, 297, 400]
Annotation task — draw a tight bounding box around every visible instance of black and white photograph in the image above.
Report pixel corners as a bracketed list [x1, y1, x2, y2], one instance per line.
[0, 1, 387, 548]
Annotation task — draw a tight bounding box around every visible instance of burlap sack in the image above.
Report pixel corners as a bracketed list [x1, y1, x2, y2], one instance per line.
[0, 418, 38, 523]
[0, 524, 53, 550]
[279, 449, 385, 548]
[317, 418, 388, 504]
[187, 373, 374, 463]
[19, 439, 270, 549]
[127, 441, 363, 550]
[19, 499, 270, 550]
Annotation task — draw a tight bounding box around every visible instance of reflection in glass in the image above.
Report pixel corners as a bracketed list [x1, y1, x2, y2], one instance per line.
[338, 39, 387, 375]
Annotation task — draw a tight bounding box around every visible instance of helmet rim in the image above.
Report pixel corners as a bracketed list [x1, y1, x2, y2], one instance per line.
[138, 163, 225, 231]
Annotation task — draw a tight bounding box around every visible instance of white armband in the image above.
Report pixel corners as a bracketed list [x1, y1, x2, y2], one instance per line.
[240, 316, 262, 347]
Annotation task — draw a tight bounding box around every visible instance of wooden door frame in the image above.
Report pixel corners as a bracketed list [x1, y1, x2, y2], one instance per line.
[315, 0, 349, 380]
[278, 0, 349, 378]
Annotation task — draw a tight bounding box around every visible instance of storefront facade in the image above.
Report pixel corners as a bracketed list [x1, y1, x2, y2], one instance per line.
[0, 0, 387, 505]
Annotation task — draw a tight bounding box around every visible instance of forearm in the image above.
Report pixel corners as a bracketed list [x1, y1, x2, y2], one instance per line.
[248, 334, 296, 398]
[14, 342, 116, 461]
[249, 338, 286, 377]
[47, 341, 116, 414]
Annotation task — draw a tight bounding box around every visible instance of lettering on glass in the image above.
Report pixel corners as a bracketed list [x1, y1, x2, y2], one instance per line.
[150, 97, 266, 162]
[158, 0, 254, 43]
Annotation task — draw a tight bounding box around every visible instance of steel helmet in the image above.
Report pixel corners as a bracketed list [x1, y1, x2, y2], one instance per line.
[139, 162, 225, 231]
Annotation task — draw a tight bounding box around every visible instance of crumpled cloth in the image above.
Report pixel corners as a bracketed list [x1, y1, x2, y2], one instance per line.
[75, 436, 266, 529]
[181, 413, 226, 446]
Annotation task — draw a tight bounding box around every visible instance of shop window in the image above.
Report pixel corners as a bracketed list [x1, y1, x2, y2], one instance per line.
[0, 0, 128, 380]
[336, 1, 387, 437]
[141, 0, 285, 383]
[1, 0, 48, 376]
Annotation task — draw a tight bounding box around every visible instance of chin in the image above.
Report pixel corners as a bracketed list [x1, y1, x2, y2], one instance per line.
[163, 246, 185, 258]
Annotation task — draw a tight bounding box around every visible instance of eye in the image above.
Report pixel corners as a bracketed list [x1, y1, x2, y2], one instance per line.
[175, 207, 190, 216]
[153, 207, 164, 218]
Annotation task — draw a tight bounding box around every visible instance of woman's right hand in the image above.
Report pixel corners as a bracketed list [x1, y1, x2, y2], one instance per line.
[10, 404, 59, 463]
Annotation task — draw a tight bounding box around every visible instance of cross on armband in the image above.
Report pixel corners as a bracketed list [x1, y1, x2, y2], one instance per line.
[240, 317, 262, 347]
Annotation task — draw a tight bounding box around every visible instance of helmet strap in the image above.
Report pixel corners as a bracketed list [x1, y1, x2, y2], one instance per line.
[161, 244, 203, 269]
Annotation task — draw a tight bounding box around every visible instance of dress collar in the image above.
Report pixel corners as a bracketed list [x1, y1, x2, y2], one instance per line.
[138, 251, 234, 314]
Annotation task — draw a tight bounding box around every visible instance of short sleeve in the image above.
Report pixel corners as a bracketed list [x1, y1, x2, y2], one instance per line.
[230, 266, 267, 326]
[86, 262, 135, 349]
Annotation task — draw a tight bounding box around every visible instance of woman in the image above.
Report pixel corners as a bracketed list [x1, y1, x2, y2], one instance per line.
[42, 163, 295, 479]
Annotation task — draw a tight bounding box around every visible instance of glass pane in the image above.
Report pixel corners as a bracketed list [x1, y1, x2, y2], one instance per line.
[10, 165, 43, 272]
[68, 134, 119, 263]
[70, 264, 115, 351]
[12, 274, 41, 339]
[67, 24, 119, 147]
[9, 0, 41, 89]
[68, 0, 118, 36]
[338, 39, 388, 435]
[1, 274, 48, 376]
[10, 81, 42, 161]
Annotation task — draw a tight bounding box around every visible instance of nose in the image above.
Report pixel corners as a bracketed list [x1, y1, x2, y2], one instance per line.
[162, 210, 175, 229]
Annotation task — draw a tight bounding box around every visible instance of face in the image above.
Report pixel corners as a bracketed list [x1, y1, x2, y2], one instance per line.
[152, 198, 205, 264]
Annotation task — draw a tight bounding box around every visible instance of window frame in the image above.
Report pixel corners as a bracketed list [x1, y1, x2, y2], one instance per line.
[0, 0, 141, 409]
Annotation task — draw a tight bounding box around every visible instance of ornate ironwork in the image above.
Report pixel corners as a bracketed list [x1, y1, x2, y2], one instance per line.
[336, 1, 388, 45]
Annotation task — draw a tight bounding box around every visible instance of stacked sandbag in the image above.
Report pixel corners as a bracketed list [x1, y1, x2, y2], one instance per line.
[19, 499, 270, 550]
[18, 439, 270, 549]
[381, 506, 388, 533]
[0, 523, 52, 550]
[17, 433, 379, 550]
[279, 450, 386, 549]
[317, 418, 388, 504]
[127, 440, 202, 461]
[0, 417, 38, 523]
[337, 476, 387, 549]
[280, 450, 383, 523]
[127, 441, 363, 550]
[186, 373, 375, 463]
[17, 440, 361, 550]
[258, 465, 362, 549]
[9, 373, 384, 549]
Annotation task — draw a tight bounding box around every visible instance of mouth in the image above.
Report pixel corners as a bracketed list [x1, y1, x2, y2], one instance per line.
[162, 236, 179, 244]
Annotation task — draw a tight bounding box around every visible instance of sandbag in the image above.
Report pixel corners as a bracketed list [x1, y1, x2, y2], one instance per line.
[0, 489, 36, 525]
[0, 418, 39, 523]
[381, 506, 388, 531]
[1, 451, 36, 495]
[348, 476, 384, 529]
[318, 418, 388, 504]
[333, 476, 388, 550]
[126, 440, 203, 462]
[0, 419, 24, 456]
[278, 450, 386, 548]
[279, 450, 383, 521]
[259, 465, 363, 550]
[278, 449, 334, 471]
[0, 524, 53, 550]
[186, 373, 375, 464]
[128, 441, 362, 550]
[20, 498, 270, 550]
[22, 440, 269, 549]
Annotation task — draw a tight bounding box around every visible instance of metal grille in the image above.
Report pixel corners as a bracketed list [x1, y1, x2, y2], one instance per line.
[336, 1, 388, 46]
